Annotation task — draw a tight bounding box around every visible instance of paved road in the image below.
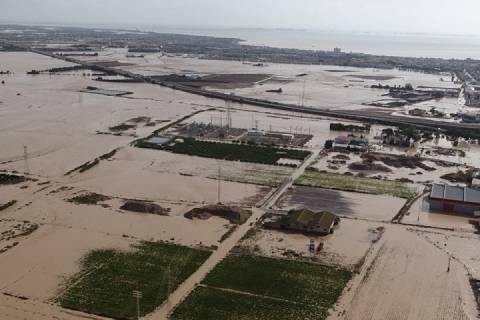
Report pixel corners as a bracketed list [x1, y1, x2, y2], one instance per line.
[7, 44, 478, 134]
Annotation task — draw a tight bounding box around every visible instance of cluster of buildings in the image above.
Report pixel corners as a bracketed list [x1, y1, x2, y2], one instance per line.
[242, 129, 295, 145]
[331, 135, 369, 152]
[465, 83, 480, 107]
[241, 129, 312, 147]
[380, 129, 414, 147]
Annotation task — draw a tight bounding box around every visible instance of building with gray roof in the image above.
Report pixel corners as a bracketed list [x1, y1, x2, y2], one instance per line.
[429, 183, 480, 216]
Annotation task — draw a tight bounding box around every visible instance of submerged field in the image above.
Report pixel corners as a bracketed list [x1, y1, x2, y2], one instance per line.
[137, 137, 311, 165]
[57, 242, 211, 319]
[276, 185, 406, 221]
[296, 169, 416, 199]
[172, 254, 351, 320]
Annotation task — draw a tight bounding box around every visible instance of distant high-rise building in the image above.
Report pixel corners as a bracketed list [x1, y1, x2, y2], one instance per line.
[333, 47, 342, 54]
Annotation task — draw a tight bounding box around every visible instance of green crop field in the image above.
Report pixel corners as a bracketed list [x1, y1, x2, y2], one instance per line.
[136, 137, 310, 165]
[172, 286, 322, 320]
[57, 242, 211, 319]
[296, 169, 416, 199]
[171, 254, 351, 320]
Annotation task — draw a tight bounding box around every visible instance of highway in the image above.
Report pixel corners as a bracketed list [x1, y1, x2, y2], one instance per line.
[10, 44, 480, 134]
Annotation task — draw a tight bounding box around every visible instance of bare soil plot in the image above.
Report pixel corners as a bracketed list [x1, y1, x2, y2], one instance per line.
[128, 146, 294, 187]
[277, 185, 406, 221]
[67, 155, 270, 207]
[0, 225, 133, 301]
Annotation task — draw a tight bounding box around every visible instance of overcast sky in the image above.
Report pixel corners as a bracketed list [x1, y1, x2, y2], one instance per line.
[1, 0, 479, 35]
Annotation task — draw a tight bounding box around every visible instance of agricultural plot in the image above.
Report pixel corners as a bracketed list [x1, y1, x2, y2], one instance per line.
[137, 137, 310, 166]
[296, 169, 416, 199]
[172, 254, 351, 320]
[172, 286, 319, 320]
[57, 242, 211, 319]
[276, 186, 406, 221]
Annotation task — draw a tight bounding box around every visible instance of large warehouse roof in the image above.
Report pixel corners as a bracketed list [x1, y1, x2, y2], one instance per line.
[431, 184, 480, 205]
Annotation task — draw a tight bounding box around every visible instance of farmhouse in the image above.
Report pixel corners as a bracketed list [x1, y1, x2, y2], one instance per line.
[429, 183, 480, 217]
[279, 209, 339, 235]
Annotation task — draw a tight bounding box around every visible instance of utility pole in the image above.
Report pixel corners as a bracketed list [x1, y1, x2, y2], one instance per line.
[300, 79, 306, 107]
[217, 164, 222, 204]
[132, 290, 142, 320]
[226, 99, 232, 129]
[23, 145, 29, 175]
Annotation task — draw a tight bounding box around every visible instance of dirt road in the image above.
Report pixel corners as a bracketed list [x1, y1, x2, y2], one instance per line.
[146, 149, 321, 319]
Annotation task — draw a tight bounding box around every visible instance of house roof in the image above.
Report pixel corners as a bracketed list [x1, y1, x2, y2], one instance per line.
[334, 136, 350, 144]
[430, 183, 480, 205]
[288, 209, 336, 229]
